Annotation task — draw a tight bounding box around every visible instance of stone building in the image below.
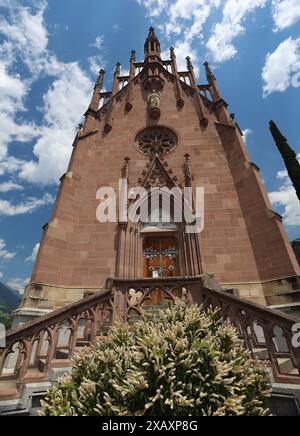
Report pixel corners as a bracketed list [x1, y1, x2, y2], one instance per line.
[2, 28, 300, 416]
[15, 28, 300, 322]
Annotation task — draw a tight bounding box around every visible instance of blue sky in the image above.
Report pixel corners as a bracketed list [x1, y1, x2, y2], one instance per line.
[0, 0, 299, 292]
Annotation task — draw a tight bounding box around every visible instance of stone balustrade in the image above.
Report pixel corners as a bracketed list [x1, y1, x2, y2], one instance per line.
[1, 275, 300, 406]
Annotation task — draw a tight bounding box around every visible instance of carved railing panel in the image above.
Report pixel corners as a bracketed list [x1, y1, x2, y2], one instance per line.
[111, 276, 300, 386]
[0, 290, 112, 399]
[1, 276, 300, 403]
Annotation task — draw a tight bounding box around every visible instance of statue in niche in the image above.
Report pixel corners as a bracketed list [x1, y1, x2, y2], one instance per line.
[148, 90, 161, 120]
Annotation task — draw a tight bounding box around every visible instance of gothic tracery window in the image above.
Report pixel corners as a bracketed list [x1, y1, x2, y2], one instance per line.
[135, 127, 178, 157]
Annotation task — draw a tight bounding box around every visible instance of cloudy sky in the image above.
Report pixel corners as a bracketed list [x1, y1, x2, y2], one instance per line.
[0, 0, 299, 293]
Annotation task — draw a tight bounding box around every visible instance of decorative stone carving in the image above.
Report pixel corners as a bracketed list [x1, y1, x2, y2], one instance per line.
[128, 289, 144, 307]
[183, 153, 193, 187]
[135, 127, 177, 157]
[147, 161, 168, 188]
[148, 90, 161, 120]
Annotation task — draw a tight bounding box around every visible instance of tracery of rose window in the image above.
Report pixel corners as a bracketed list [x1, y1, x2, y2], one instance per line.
[135, 127, 177, 157]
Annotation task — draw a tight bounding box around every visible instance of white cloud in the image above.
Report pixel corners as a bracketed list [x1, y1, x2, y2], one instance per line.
[90, 36, 104, 50]
[19, 61, 92, 184]
[159, 1, 221, 71]
[262, 37, 300, 96]
[0, 239, 16, 260]
[0, 0, 48, 75]
[0, 1, 94, 187]
[0, 193, 54, 216]
[26, 243, 40, 262]
[272, 0, 300, 32]
[0, 272, 3, 279]
[0, 181, 23, 193]
[6, 277, 29, 294]
[207, 0, 267, 63]
[242, 128, 253, 143]
[136, 0, 169, 17]
[269, 156, 300, 226]
[89, 35, 106, 75]
[137, 0, 271, 66]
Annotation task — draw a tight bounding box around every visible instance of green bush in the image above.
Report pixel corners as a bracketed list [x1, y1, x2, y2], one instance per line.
[41, 303, 270, 416]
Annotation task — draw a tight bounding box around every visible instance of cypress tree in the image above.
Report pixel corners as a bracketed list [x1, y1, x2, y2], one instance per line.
[269, 120, 300, 201]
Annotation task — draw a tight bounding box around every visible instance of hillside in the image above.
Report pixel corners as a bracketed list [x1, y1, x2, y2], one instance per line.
[0, 282, 20, 327]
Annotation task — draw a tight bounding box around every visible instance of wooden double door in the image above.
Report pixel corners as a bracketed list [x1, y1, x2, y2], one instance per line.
[143, 237, 179, 278]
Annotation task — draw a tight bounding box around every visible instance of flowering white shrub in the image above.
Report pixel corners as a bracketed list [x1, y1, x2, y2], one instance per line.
[41, 303, 270, 416]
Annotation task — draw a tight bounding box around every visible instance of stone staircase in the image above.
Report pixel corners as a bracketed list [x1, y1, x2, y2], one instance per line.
[1, 275, 300, 416]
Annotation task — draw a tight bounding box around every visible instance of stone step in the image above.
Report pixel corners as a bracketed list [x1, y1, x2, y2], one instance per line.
[270, 393, 300, 416]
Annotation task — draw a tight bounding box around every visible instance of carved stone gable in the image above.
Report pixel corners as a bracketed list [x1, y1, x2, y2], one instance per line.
[138, 155, 179, 191]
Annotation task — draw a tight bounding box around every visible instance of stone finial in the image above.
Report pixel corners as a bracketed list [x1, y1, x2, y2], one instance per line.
[115, 63, 121, 76]
[186, 56, 193, 71]
[130, 50, 136, 61]
[96, 69, 105, 89]
[204, 61, 216, 81]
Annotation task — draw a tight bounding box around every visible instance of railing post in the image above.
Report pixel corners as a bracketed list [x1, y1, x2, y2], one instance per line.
[68, 317, 79, 359]
[44, 327, 60, 376]
[18, 340, 32, 384]
[112, 284, 127, 324]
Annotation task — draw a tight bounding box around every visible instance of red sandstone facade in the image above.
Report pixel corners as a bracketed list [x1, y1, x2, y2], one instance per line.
[18, 29, 300, 319]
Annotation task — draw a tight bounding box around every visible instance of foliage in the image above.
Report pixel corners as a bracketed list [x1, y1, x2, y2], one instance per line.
[41, 303, 270, 417]
[0, 306, 14, 330]
[270, 120, 300, 201]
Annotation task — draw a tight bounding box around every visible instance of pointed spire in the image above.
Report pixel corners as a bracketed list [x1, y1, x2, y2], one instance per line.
[104, 63, 121, 133]
[204, 61, 216, 81]
[203, 61, 222, 103]
[126, 50, 136, 112]
[130, 50, 136, 76]
[114, 62, 121, 77]
[185, 56, 208, 127]
[130, 49, 136, 62]
[186, 56, 193, 71]
[170, 47, 184, 108]
[144, 26, 161, 59]
[95, 69, 105, 88]
[88, 69, 105, 113]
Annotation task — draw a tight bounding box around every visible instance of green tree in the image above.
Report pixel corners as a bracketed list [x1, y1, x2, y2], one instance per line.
[269, 120, 300, 201]
[41, 303, 270, 417]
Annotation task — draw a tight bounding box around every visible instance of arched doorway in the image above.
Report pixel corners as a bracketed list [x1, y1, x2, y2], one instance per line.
[143, 235, 180, 278]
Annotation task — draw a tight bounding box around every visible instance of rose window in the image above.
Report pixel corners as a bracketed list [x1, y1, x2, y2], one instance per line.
[135, 127, 178, 157]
